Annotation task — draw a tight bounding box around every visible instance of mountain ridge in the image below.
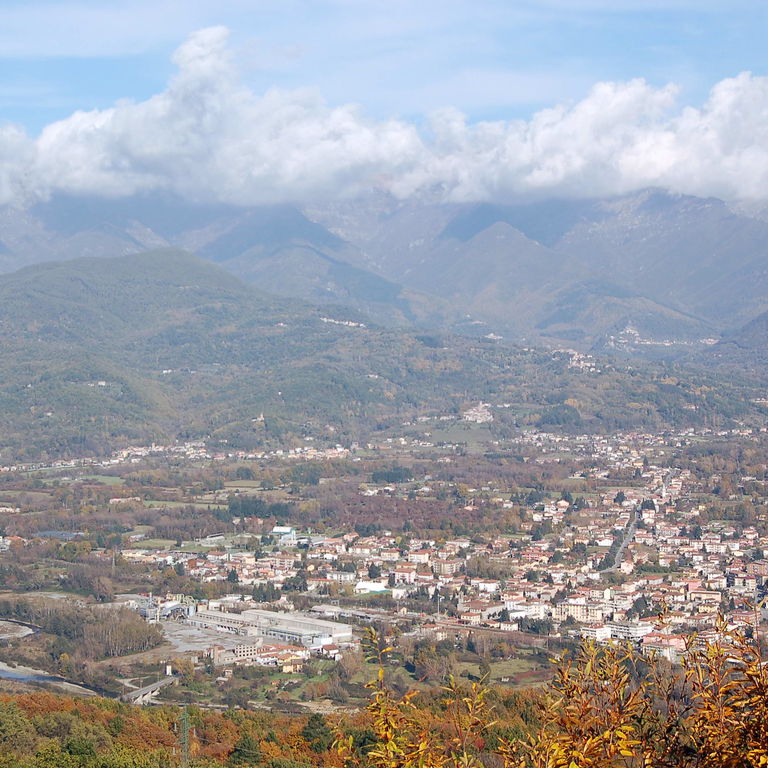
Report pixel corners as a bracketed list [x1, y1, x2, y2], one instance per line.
[1, 189, 767, 356]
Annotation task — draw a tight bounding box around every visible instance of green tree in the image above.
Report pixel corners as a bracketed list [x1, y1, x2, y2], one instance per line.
[301, 713, 333, 753]
[229, 732, 261, 765]
[64, 736, 96, 759]
[25, 744, 78, 768]
[0, 701, 38, 754]
[235, 466, 255, 481]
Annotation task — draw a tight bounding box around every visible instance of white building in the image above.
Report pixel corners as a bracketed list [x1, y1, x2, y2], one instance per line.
[580, 623, 612, 641]
[272, 526, 298, 546]
[606, 620, 654, 642]
[189, 607, 353, 649]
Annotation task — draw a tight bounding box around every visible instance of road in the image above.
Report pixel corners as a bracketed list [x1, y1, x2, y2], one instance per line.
[607, 505, 638, 571]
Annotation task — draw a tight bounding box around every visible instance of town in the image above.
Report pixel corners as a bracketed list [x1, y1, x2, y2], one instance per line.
[0, 408, 765, 711]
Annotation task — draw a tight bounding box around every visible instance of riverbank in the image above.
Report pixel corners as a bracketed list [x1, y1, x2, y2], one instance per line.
[0, 660, 99, 697]
[0, 619, 34, 640]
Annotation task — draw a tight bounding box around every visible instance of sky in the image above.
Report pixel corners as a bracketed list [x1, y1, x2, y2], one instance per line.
[1, 0, 768, 206]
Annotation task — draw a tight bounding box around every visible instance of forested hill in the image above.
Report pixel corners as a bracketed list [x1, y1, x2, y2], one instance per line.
[703, 308, 768, 373]
[0, 248, 761, 461]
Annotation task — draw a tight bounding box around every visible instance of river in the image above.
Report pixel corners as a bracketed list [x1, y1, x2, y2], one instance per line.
[0, 660, 99, 697]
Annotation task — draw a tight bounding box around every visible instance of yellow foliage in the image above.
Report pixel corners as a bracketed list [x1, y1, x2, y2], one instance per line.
[341, 621, 768, 768]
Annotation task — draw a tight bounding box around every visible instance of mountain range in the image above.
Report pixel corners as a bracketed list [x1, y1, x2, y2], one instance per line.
[2, 189, 767, 355]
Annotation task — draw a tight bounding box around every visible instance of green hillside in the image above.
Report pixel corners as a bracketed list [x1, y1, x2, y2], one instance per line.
[0, 249, 762, 461]
[704, 309, 768, 374]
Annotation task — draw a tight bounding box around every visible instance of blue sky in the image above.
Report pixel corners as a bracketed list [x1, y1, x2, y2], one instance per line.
[1, 1, 768, 206]
[2, 0, 767, 134]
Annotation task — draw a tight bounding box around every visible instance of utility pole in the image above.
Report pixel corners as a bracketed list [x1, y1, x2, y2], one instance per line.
[180, 706, 191, 767]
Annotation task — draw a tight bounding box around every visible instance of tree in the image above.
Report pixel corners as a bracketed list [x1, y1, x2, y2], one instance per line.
[253, 582, 279, 602]
[0, 701, 37, 753]
[227, 568, 239, 584]
[629, 595, 651, 618]
[229, 732, 261, 765]
[64, 736, 97, 759]
[282, 573, 308, 592]
[225, 688, 251, 711]
[572, 541, 587, 557]
[455, 483, 471, 501]
[23, 744, 78, 768]
[525, 570, 541, 582]
[301, 713, 333, 753]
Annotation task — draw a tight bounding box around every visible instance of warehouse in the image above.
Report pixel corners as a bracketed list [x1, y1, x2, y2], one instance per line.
[189, 607, 353, 649]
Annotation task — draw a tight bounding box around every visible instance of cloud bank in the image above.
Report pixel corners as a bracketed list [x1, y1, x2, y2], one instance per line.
[4, 26, 768, 207]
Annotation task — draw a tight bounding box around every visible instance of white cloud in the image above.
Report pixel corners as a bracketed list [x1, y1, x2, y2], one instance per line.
[0, 123, 37, 205]
[3, 26, 768, 207]
[16, 27, 426, 206]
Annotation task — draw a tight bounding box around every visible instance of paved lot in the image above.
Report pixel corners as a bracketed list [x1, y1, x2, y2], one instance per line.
[161, 620, 241, 653]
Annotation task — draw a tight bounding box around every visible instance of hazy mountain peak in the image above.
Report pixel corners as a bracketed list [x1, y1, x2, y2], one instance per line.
[2, 189, 768, 354]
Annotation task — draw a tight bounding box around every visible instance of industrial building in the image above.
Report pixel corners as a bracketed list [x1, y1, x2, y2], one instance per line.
[188, 607, 354, 649]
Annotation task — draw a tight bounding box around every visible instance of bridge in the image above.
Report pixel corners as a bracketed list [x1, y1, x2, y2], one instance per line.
[120, 676, 177, 705]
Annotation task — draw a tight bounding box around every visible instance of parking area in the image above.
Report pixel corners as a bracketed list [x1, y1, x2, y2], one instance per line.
[161, 620, 242, 653]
